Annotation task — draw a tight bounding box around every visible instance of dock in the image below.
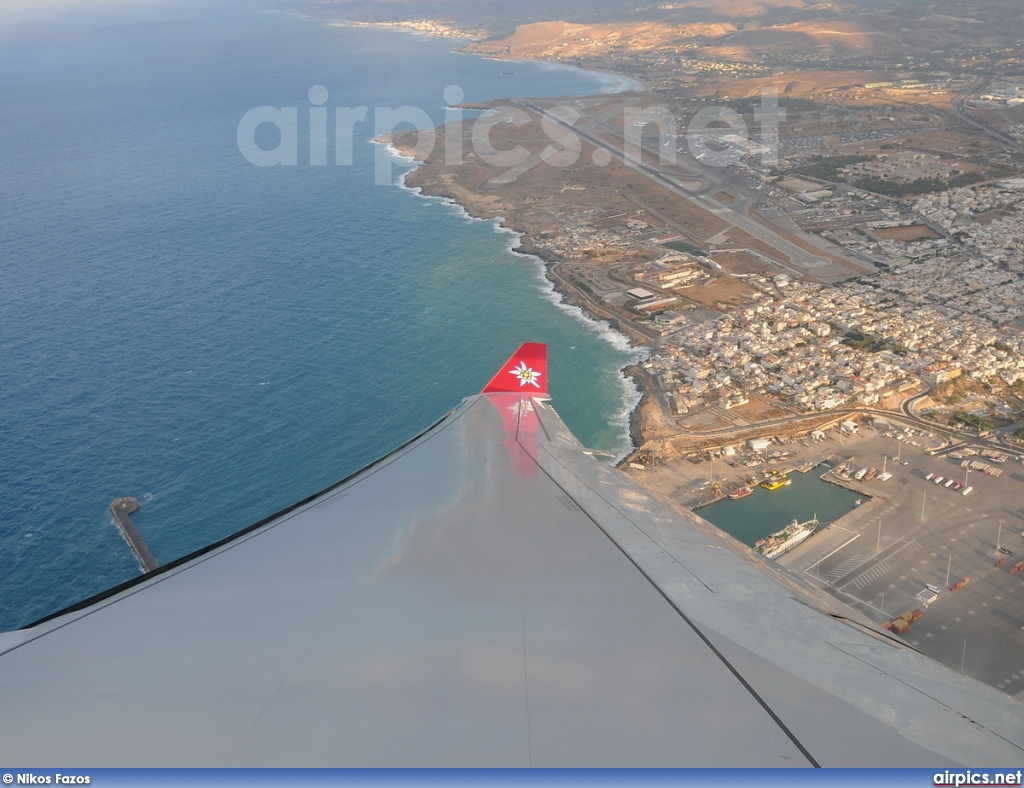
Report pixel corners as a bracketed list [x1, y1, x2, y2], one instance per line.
[109, 497, 158, 573]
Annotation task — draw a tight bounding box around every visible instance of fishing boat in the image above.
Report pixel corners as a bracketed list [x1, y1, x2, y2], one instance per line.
[728, 486, 753, 500]
[760, 471, 789, 492]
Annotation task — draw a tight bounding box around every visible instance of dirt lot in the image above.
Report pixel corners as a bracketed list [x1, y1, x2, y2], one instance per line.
[677, 276, 758, 308]
[874, 225, 940, 241]
[886, 129, 1005, 158]
[975, 210, 1013, 225]
[729, 395, 789, 422]
[678, 411, 734, 432]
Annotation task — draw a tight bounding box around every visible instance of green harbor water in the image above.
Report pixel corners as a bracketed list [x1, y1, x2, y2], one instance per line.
[698, 464, 863, 547]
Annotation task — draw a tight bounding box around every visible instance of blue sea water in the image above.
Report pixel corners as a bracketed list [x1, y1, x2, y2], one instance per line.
[0, 2, 642, 630]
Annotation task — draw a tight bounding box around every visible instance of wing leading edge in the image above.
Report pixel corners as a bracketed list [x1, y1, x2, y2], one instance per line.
[0, 345, 1022, 766]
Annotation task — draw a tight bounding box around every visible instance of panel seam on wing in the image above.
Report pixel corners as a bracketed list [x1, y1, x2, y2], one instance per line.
[827, 643, 1024, 756]
[514, 403, 821, 769]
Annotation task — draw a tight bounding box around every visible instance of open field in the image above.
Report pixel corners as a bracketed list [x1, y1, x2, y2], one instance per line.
[699, 71, 896, 100]
[388, 97, 867, 282]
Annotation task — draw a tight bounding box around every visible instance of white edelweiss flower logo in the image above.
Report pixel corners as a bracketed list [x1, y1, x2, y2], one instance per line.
[510, 361, 542, 389]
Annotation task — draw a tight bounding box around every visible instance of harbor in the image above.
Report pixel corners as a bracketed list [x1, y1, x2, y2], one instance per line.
[635, 418, 1024, 696]
[772, 430, 1024, 699]
[698, 464, 860, 548]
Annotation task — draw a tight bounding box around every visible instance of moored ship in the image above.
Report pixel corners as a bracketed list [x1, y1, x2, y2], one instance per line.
[760, 471, 789, 491]
[728, 486, 753, 500]
[755, 517, 820, 560]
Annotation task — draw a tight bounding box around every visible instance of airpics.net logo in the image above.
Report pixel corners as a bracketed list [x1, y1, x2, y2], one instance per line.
[934, 771, 1024, 786]
[236, 84, 784, 183]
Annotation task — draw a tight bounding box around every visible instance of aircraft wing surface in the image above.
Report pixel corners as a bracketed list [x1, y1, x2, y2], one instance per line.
[1, 344, 1022, 766]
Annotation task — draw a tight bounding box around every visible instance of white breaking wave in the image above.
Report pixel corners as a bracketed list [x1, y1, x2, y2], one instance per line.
[512, 237, 647, 460]
[376, 139, 494, 225]
[376, 137, 645, 456]
[515, 242, 641, 357]
[610, 370, 645, 461]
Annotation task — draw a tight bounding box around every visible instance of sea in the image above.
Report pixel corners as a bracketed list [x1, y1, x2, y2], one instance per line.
[0, 1, 645, 630]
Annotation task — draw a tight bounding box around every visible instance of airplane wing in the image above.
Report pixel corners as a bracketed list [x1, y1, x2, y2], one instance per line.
[1, 344, 1022, 767]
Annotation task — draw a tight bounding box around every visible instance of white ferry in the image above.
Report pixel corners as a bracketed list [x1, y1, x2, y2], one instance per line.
[755, 517, 820, 561]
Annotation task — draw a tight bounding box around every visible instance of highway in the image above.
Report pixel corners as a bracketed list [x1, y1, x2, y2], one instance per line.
[951, 78, 1024, 155]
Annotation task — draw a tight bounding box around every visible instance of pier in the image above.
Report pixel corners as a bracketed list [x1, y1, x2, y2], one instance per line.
[109, 497, 158, 573]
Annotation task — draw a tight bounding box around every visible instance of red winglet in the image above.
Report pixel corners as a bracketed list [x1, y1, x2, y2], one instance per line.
[482, 343, 548, 395]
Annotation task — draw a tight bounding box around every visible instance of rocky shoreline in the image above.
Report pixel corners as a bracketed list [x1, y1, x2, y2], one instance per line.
[383, 133, 658, 457]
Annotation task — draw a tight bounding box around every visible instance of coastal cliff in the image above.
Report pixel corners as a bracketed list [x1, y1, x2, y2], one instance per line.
[381, 108, 665, 451]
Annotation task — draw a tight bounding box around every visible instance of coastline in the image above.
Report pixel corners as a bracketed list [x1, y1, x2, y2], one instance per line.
[323, 18, 485, 40]
[379, 137, 650, 459]
[330, 13, 659, 457]
[0, 5, 657, 632]
[476, 55, 646, 94]
[338, 3, 666, 460]
[306, 13, 648, 93]
[295, 11, 656, 458]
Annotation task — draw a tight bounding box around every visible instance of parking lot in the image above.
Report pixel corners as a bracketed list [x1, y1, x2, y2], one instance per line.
[778, 428, 1024, 697]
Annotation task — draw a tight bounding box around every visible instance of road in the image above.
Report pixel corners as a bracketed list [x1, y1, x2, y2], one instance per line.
[547, 262, 663, 342]
[951, 77, 1024, 155]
